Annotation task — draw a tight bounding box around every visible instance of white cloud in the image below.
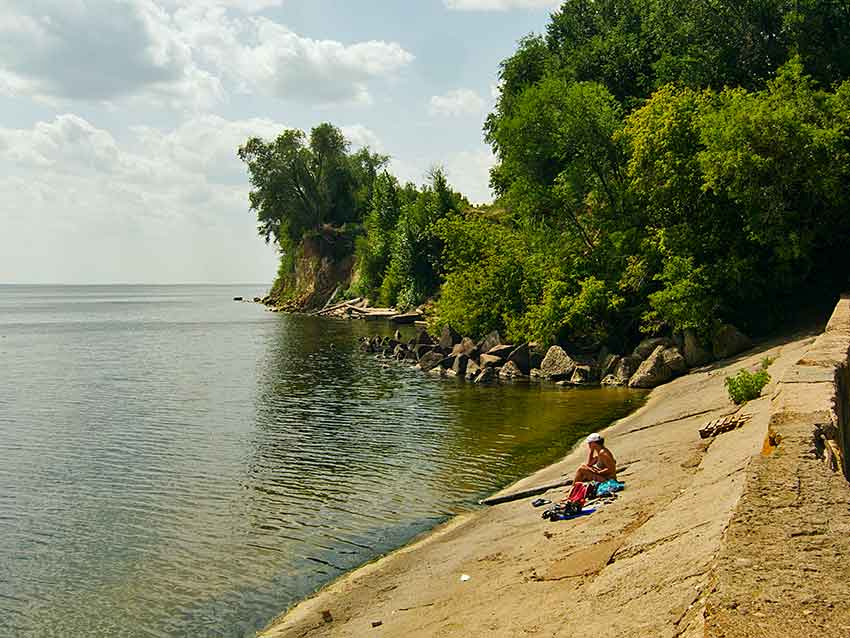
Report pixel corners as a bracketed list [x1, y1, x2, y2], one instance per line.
[429, 89, 486, 117]
[341, 125, 384, 152]
[444, 0, 560, 10]
[443, 148, 496, 204]
[0, 1, 414, 108]
[0, 113, 285, 282]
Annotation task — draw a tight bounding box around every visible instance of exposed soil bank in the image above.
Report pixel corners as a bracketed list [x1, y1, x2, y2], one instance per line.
[258, 301, 850, 637]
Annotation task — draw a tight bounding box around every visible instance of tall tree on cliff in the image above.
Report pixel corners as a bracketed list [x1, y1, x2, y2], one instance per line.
[238, 123, 388, 249]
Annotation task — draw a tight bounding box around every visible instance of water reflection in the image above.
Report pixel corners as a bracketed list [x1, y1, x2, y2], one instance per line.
[1, 287, 644, 638]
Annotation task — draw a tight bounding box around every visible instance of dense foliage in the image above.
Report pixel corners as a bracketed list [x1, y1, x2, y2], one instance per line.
[433, 0, 850, 347]
[243, 1, 850, 349]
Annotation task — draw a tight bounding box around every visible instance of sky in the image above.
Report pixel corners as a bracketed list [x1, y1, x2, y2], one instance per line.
[0, 0, 560, 284]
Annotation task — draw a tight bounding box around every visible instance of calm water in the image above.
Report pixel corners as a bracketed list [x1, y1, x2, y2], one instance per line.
[0, 285, 645, 637]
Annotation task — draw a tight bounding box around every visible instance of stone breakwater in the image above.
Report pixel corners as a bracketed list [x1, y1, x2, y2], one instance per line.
[360, 323, 754, 390]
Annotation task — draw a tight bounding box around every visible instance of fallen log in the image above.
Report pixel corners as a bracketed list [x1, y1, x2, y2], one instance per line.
[390, 312, 422, 324]
[313, 297, 362, 316]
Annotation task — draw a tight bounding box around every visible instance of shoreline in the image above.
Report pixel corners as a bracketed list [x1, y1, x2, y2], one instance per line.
[258, 307, 849, 637]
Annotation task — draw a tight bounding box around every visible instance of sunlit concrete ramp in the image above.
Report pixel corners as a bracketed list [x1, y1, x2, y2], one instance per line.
[257, 298, 850, 638]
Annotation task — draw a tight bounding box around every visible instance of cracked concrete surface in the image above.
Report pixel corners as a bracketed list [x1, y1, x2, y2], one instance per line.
[258, 307, 849, 638]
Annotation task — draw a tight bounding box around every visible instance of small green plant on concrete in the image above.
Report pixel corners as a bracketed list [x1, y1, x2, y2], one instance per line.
[725, 359, 771, 405]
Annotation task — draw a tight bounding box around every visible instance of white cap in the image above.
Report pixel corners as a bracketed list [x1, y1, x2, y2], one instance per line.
[585, 433, 603, 444]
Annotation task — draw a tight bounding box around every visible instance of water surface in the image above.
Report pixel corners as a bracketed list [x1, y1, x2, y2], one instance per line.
[0, 285, 644, 637]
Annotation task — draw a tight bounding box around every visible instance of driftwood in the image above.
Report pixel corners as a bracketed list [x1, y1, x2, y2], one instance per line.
[698, 413, 752, 439]
[313, 297, 362, 316]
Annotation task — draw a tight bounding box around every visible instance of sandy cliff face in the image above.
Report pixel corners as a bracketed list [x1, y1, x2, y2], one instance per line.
[268, 227, 356, 311]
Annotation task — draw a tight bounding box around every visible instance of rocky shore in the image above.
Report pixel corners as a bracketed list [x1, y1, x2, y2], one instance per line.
[258, 297, 850, 638]
[360, 323, 754, 391]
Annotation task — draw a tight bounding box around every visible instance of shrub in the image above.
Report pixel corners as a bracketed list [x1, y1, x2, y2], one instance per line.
[725, 362, 771, 405]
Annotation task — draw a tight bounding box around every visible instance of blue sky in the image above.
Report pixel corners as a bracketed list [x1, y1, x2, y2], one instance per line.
[0, 0, 559, 284]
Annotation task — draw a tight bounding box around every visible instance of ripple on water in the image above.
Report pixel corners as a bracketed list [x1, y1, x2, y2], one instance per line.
[0, 286, 646, 637]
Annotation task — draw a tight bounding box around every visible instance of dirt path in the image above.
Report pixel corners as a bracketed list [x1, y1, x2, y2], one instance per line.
[258, 331, 819, 638]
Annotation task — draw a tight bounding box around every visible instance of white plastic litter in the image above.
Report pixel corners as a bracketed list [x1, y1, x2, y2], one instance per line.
[460, 574, 471, 582]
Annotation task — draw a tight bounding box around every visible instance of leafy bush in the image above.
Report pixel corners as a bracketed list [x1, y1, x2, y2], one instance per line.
[725, 360, 771, 405]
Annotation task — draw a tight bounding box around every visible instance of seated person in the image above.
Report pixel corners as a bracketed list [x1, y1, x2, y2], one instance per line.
[574, 432, 616, 483]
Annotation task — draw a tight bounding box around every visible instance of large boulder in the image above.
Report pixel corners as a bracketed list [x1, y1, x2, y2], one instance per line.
[485, 344, 514, 358]
[628, 346, 684, 388]
[683, 329, 713, 368]
[418, 351, 445, 373]
[499, 360, 525, 379]
[540, 346, 578, 381]
[633, 337, 675, 360]
[570, 364, 598, 385]
[439, 324, 462, 350]
[612, 354, 643, 385]
[479, 354, 503, 368]
[661, 347, 687, 375]
[712, 324, 752, 360]
[465, 359, 481, 380]
[506, 343, 530, 374]
[600, 353, 621, 377]
[529, 350, 544, 371]
[478, 331, 501, 355]
[452, 337, 479, 359]
[451, 353, 469, 376]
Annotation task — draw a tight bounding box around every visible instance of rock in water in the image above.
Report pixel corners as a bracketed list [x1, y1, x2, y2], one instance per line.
[479, 354, 503, 368]
[452, 337, 479, 359]
[418, 351, 445, 372]
[570, 365, 597, 385]
[612, 355, 642, 385]
[415, 330, 435, 346]
[633, 337, 675, 360]
[451, 354, 469, 376]
[478, 331, 501, 355]
[712, 324, 752, 359]
[600, 353, 621, 377]
[683, 329, 712, 367]
[474, 367, 495, 384]
[439, 325, 462, 350]
[506, 343, 530, 374]
[485, 344, 514, 358]
[465, 359, 481, 380]
[499, 360, 525, 379]
[540, 346, 577, 381]
[628, 346, 675, 388]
